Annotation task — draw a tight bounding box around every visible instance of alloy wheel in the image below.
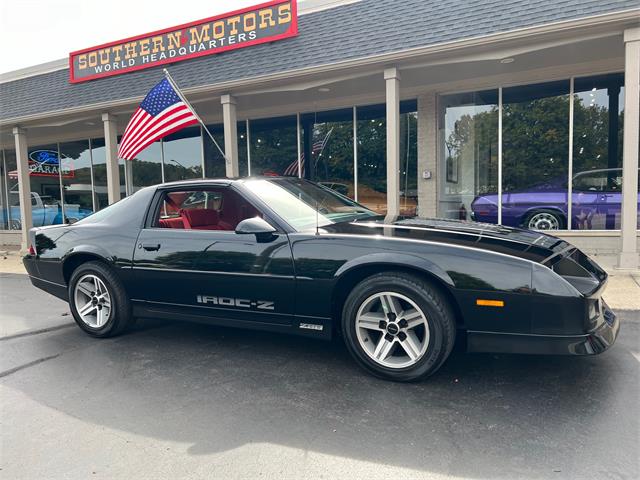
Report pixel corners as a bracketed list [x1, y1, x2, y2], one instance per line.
[527, 212, 560, 230]
[73, 274, 112, 328]
[355, 291, 430, 368]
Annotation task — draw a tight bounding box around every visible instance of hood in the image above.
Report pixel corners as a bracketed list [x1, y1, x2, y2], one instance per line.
[321, 216, 569, 264]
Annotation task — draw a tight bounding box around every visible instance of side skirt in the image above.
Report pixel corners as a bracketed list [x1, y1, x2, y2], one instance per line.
[131, 301, 332, 340]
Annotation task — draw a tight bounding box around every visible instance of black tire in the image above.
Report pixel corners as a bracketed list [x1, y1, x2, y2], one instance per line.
[68, 261, 133, 338]
[524, 209, 564, 230]
[341, 272, 456, 382]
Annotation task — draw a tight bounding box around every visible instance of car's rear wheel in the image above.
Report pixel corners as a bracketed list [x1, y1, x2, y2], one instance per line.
[341, 272, 456, 382]
[68, 261, 133, 337]
[525, 210, 563, 230]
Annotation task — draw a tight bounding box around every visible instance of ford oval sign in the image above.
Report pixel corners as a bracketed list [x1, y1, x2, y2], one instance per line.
[28, 150, 75, 178]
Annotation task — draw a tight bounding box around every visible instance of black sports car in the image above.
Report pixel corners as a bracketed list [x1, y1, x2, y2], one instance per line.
[23, 177, 619, 381]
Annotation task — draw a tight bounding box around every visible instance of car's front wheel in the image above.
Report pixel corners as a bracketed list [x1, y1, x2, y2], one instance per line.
[341, 272, 456, 382]
[68, 261, 133, 337]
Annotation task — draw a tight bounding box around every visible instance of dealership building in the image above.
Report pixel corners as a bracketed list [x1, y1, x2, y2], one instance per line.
[0, 0, 639, 268]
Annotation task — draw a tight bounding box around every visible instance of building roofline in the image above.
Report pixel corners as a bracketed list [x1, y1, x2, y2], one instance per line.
[0, 0, 362, 84]
[1, 6, 637, 127]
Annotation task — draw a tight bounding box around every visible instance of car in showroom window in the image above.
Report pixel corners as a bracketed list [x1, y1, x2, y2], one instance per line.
[23, 177, 619, 382]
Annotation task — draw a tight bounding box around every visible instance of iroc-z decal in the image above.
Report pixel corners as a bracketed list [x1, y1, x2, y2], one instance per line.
[196, 295, 275, 311]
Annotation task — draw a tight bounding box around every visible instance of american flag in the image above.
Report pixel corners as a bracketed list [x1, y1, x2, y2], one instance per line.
[283, 128, 334, 177]
[117, 78, 199, 160]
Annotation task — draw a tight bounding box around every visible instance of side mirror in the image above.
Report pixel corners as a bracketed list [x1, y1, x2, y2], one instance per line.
[235, 217, 277, 236]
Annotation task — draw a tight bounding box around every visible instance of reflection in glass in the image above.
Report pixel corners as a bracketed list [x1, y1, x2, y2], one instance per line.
[356, 104, 387, 214]
[90, 138, 111, 211]
[502, 80, 570, 230]
[2, 150, 19, 229]
[59, 140, 94, 222]
[301, 108, 354, 199]
[440, 90, 499, 223]
[203, 124, 226, 178]
[163, 127, 203, 182]
[572, 73, 628, 230]
[129, 141, 162, 191]
[238, 122, 249, 177]
[400, 110, 418, 216]
[355, 102, 418, 215]
[249, 115, 298, 176]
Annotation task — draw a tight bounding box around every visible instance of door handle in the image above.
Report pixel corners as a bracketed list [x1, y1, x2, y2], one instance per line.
[142, 243, 161, 251]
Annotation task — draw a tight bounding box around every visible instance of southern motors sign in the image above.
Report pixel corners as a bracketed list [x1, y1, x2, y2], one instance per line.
[69, 0, 297, 83]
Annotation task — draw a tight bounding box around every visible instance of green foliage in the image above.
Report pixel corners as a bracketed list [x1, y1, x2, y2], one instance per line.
[444, 93, 624, 194]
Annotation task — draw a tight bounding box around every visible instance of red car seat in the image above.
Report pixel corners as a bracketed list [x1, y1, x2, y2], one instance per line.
[158, 217, 185, 229]
[180, 208, 227, 230]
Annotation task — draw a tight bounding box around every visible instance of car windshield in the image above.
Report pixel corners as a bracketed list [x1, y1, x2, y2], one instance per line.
[243, 178, 378, 230]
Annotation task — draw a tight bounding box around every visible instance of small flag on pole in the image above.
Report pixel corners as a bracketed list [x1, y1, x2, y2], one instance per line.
[282, 127, 334, 177]
[117, 78, 199, 160]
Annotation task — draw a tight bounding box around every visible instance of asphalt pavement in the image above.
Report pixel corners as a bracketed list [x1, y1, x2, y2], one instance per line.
[1, 272, 639, 480]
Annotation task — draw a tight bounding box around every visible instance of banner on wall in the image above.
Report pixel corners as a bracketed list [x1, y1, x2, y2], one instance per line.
[69, 0, 298, 83]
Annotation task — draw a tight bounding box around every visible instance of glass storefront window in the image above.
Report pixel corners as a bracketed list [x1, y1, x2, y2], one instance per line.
[128, 141, 162, 191]
[572, 73, 627, 230]
[1, 150, 16, 229]
[59, 140, 94, 222]
[90, 138, 111, 211]
[400, 110, 419, 216]
[502, 80, 570, 230]
[163, 127, 203, 182]
[28, 144, 64, 226]
[355, 101, 418, 215]
[356, 104, 387, 214]
[3, 150, 19, 229]
[301, 108, 354, 199]
[249, 115, 298, 177]
[238, 122, 249, 177]
[439, 90, 499, 222]
[203, 124, 226, 178]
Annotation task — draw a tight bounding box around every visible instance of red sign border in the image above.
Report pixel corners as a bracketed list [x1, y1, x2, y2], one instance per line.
[69, 0, 298, 84]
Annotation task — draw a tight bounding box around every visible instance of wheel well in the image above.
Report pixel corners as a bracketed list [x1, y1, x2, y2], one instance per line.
[523, 208, 566, 227]
[331, 264, 465, 332]
[62, 253, 106, 285]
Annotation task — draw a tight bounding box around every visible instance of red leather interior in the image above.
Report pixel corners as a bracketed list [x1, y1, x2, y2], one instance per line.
[158, 217, 185, 229]
[181, 208, 224, 230]
[157, 189, 260, 230]
[219, 191, 261, 228]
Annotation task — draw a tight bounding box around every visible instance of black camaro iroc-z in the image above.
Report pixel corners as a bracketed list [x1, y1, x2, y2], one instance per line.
[24, 177, 619, 381]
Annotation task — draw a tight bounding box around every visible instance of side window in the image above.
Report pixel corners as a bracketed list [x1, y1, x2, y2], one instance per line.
[573, 172, 606, 192]
[153, 187, 262, 231]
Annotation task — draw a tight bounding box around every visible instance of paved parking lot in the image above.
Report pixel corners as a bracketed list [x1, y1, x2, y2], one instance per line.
[1, 272, 639, 480]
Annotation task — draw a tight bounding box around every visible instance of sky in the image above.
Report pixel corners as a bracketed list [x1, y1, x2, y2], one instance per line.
[0, 0, 266, 73]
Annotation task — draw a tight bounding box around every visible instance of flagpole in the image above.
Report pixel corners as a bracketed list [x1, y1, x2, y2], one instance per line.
[163, 68, 229, 164]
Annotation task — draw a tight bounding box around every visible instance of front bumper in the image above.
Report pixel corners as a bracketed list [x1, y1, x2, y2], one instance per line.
[467, 302, 620, 356]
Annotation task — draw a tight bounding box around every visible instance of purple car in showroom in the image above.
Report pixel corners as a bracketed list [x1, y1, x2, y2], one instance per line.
[471, 168, 640, 230]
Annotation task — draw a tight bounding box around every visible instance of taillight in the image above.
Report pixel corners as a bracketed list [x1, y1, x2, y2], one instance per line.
[28, 245, 36, 256]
